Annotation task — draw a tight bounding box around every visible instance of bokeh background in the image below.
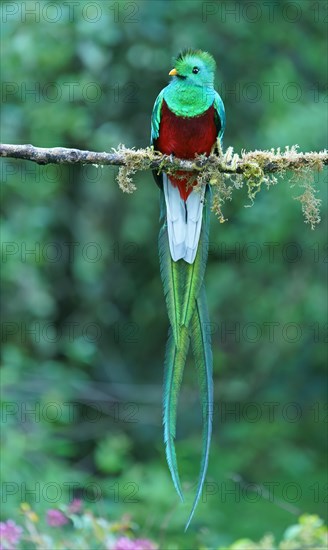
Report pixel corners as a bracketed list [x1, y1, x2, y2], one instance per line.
[1, 0, 327, 548]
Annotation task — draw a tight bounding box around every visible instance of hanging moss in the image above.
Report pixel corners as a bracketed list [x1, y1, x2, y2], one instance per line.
[0, 142, 326, 228]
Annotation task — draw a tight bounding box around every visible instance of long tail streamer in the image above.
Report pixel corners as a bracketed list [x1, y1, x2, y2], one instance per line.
[159, 186, 213, 528]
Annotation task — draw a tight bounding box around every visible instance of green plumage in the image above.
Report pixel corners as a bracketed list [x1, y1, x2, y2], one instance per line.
[163, 325, 189, 501]
[158, 223, 183, 345]
[187, 284, 213, 529]
[158, 188, 212, 526]
[152, 48, 225, 528]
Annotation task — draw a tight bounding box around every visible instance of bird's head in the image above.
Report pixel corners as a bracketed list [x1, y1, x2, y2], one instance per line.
[169, 49, 216, 87]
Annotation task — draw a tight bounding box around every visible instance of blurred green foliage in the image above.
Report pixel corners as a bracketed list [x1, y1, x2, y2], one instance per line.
[222, 514, 328, 550]
[1, 1, 327, 548]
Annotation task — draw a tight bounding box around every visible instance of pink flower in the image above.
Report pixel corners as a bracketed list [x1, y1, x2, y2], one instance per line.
[0, 520, 23, 548]
[46, 509, 69, 527]
[113, 537, 156, 550]
[67, 498, 82, 514]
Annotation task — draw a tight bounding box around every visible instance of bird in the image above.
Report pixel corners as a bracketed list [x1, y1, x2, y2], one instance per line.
[150, 49, 225, 528]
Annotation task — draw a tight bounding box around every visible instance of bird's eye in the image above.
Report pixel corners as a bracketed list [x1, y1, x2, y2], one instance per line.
[192, 67, 199, 74]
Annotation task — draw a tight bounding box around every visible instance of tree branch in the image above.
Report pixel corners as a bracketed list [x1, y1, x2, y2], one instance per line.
[1, 142, 327, 174]
[1, 142, 327, 229]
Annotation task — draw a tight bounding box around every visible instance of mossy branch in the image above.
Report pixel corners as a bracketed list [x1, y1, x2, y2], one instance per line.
[1, 142, 326, 173]
[1, 142, 327, 228]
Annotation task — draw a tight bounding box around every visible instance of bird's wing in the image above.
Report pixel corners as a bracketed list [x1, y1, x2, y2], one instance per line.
[151, 89, 165, 189]
[150, 88, 165, 144]
[213, 91, 226, 141]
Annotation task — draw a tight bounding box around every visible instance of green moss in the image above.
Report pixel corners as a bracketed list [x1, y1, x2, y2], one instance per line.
[114, 144, 327, 228]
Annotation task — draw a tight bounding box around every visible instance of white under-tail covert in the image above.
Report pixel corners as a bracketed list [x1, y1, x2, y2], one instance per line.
[163, 173, 205, 264]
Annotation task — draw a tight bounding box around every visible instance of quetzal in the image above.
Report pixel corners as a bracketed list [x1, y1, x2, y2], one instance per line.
[150, 49, 225, 528]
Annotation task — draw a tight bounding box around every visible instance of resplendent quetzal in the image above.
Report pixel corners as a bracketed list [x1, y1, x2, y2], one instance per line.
[151, 49, 225, 528]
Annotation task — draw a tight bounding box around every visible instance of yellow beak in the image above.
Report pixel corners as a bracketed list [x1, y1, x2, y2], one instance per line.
[169, 68, 178, 76]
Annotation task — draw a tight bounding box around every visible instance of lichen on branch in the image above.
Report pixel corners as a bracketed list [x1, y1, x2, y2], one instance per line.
[1, 142, 327, 227]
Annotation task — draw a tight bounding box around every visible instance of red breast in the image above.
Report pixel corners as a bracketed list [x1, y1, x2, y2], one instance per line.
[155, 100, 217, 200]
